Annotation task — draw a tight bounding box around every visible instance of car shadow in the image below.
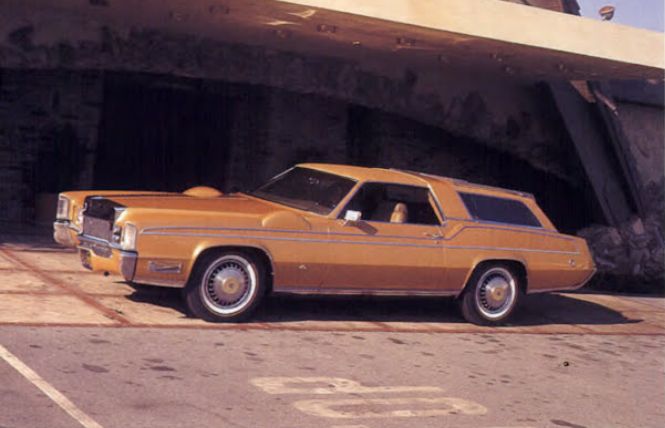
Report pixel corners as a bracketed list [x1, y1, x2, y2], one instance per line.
[124, 285, 642, 327]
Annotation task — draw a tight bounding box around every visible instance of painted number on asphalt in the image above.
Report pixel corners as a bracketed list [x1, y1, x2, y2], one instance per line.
[251, 376, 442, 395]
[294, 396, 487, 419]
[251, 376, 488, 422]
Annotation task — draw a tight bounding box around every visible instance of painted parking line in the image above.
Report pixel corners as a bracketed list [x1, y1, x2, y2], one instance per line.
[0, 344, 104, 428]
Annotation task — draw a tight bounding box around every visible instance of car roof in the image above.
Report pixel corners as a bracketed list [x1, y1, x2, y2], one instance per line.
[298, 163, 436, 186]
[298, 163, 534, 200]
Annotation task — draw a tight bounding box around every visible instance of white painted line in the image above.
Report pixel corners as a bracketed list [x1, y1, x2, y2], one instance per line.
[0, 344, 104, 428]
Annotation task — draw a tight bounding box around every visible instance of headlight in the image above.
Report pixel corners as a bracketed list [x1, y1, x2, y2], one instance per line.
[76, 205, 85, 226]
[56, 196, 70, 220]
[120, 223, 137, 251]
[112, 225, 122, 244]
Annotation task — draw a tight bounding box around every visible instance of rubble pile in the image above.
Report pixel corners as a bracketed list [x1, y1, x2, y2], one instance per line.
[578, 211, 664, 290]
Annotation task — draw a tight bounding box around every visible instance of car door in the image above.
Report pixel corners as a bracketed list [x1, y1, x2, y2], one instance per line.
[322, 182, 446, 293]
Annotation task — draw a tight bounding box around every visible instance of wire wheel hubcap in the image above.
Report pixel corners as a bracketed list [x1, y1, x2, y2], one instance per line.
[201, 255, 257, 315]
[475, 267, 516, 320]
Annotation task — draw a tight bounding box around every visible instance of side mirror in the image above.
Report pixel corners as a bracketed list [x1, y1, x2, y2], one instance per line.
[343, 210, 362, 226]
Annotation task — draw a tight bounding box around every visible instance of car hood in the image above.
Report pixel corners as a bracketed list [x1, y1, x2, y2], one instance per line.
[102, 193, 279, 216]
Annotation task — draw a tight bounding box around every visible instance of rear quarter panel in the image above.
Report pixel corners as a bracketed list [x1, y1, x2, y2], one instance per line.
[428, 181, 593, 293]
[443, 224, 590, 293]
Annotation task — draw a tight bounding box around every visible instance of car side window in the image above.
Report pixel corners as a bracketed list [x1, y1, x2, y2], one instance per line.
[342, 183, 440, 225]
[459, 192, 541, 227]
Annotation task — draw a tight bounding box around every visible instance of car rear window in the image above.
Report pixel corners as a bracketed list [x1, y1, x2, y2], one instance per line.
[459, 192, 541, 228]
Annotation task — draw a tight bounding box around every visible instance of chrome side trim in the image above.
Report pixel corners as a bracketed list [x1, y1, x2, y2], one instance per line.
[141, 231, 442, 249]
[444, 244, 579, 255]
[142, 226, 439, 241]
[142, 221, 569, 242]
[273, 286, 458, 297]
[140, 230, 579, 255]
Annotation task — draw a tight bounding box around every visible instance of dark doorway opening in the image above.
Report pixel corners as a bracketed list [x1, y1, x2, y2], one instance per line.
[95, 72, 235, 192]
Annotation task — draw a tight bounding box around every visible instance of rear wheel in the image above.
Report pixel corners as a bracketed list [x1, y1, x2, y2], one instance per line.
[184, 251, 266, 322]
[459, 263, 521, 325]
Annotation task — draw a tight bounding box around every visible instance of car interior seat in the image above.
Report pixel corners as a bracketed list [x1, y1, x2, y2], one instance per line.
[390, 202, 408, 223]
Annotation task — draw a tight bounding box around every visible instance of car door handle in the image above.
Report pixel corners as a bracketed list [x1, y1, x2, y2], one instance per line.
[423, 232, 443, 240]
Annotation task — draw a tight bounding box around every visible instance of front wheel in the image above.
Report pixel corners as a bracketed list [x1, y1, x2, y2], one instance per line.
[459, 264, 521, 326]
[184, 251, 266, 322]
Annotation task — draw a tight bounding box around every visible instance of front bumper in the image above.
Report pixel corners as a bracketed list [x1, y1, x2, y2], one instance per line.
[53, 220, 80, 247]
[78, 235, 137, 281]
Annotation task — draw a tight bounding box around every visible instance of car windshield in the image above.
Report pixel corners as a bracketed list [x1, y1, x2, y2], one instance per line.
[251, 167, 356, 215]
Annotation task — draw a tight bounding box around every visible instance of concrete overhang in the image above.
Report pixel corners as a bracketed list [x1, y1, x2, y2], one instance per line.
[1, 0, 663, 80]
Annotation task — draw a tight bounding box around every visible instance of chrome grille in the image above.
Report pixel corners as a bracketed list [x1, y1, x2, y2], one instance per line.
[81, 197, 125, 242]
[82, 216, 113, 242]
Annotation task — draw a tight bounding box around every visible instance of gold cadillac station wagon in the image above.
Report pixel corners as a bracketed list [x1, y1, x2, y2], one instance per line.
[54, 164, 595, 325]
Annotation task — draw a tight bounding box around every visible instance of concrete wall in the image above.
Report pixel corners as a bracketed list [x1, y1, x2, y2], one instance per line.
[0, 69, 102, 221]
[620, 102, 665, 205]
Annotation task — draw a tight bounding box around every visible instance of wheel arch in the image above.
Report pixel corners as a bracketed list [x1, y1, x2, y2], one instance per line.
[457, 258, 528, 297]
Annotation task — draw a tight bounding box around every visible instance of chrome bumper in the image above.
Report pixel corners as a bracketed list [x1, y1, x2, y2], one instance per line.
[53, 220, 78, 247]
[120, 251, 138, 281]
[78, 235, 137, 282]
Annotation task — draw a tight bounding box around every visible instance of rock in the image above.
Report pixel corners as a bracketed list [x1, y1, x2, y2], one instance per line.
[577, 212, 664, 290]
[629, 217, 646, 236]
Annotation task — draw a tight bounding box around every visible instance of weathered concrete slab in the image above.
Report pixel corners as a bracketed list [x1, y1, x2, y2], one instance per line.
[0, 294, 115, 325]
[0, 253, 15, 269]
[49, 273, 135, 297]
[95, 295, 203, 327]
[0, 271, 57, 293]
[4, 249, 84, 272]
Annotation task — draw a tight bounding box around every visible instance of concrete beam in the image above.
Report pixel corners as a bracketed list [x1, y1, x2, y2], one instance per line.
[1, 0, 662, 80]
[282, 0, 664, 78]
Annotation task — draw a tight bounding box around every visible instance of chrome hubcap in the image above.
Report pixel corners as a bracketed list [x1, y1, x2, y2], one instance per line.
[475, 267, 516, 320]
[210, 266, 247, 304]
[201, 255, 257, 315]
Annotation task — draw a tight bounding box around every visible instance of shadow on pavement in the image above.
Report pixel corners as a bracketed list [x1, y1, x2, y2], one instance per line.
[124, 285, 640, 326]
